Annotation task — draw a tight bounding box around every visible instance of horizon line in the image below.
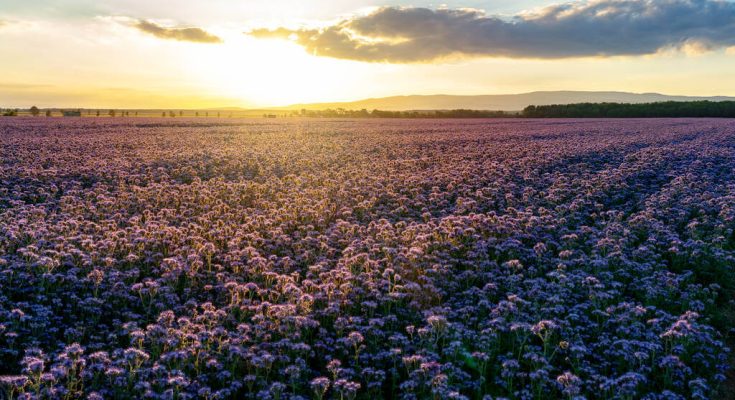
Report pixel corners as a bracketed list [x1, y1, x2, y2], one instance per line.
[3, 89, 735, 110]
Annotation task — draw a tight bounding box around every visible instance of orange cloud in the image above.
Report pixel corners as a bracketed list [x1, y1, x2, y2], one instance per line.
[135, 20, 222, 44]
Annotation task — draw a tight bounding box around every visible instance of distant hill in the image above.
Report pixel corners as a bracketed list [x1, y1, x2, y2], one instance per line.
[278, 91, 735, 112]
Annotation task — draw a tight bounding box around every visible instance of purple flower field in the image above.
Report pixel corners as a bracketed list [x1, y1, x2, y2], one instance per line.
[0, 117, 734, 399]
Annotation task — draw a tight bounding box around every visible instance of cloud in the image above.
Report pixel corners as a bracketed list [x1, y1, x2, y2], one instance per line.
[248, 0, 735, 62]
[135, 20, 222, 44]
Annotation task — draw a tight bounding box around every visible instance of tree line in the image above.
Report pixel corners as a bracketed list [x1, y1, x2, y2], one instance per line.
[292, 102, 735, 118]
[5, 102, 735, 119]
[522, 101, 735, 118]
[0, 108, 217, 117]
[294, 108, 513, 118]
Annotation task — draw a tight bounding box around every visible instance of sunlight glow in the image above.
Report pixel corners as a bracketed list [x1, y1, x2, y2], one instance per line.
[183, 35, 376, 106]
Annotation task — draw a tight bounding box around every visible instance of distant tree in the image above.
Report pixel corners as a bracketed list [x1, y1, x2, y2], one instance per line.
[205, 112, 209, 117]
[217, 112, 220, 118]
[46, 110, 52, 117]
[96, 110, 100, 117]
[169, 111, 176, 118]
[162, 112, 166, 117]
[179, 111, 183, 117]
[109, 110, 116, 117]
[195, 112, 199, 117]
[30, 106, 40, 116]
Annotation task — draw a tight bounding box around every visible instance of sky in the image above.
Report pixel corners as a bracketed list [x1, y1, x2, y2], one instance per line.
[1, 0, 735, 108]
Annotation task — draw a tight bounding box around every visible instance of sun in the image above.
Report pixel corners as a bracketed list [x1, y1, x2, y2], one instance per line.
[182, 34, 364, 107]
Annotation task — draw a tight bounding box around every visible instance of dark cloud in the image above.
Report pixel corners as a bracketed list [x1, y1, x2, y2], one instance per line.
[135, 20, 222, 44]
[248, 0, 735, 62]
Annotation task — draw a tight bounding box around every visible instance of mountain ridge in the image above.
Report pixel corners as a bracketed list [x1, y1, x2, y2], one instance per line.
[274, 91, 735, 112]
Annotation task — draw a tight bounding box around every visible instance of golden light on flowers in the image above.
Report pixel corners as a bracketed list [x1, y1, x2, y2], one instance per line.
[0, 117, 731, 398]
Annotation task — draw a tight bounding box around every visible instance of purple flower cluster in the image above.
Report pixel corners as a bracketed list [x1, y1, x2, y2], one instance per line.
[0, 117, 733, 399]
